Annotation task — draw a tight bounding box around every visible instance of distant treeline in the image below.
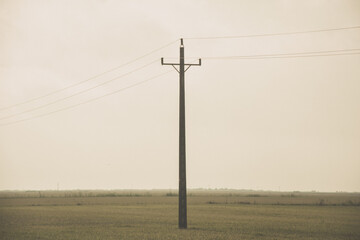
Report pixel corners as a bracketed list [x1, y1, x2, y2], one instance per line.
[0, 190, 359, 207]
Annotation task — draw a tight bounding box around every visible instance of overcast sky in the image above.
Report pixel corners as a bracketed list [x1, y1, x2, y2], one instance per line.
[0, 0, 359, 192]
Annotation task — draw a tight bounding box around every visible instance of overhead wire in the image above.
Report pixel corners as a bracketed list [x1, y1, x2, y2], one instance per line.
[0, 59, 159, 121]
[2, 26, 360, 127]
[3, 25, 359, 111]
[184, 25, 360, 40]
[0, 39, 179, 112]
[0, 70, 173, 127]
[204, 52, 360, 60]
[1, 48, 359, 125]
[200, 48, 360, 60]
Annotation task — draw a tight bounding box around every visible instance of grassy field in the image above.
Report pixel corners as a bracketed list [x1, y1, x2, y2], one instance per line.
[0, 190, 359, 239]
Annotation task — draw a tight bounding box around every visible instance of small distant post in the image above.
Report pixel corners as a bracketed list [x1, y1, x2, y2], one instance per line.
[161, 39, 201, 229]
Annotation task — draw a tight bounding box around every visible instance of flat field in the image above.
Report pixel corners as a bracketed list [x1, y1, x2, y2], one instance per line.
[0, 190, 359, 239]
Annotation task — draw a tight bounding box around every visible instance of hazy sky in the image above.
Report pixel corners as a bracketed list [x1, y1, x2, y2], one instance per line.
[1, 0, 359, 192]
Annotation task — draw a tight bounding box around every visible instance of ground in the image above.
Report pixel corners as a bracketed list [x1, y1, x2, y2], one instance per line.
[0, 190, 359, 239]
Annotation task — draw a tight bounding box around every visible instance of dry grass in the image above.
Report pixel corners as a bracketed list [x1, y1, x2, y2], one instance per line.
[0, 190, 359, 239]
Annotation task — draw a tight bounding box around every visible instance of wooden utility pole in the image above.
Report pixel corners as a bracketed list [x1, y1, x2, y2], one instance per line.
[161, 39, 201, 229]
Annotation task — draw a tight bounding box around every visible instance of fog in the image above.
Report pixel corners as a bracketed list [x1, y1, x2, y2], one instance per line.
[0, 0, 359, 192]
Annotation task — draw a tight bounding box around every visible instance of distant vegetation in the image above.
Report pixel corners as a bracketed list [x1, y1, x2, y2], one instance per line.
[1, 189, 358, 206]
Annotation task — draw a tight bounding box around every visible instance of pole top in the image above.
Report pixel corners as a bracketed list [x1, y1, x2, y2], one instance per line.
[180, 38, 184, 47]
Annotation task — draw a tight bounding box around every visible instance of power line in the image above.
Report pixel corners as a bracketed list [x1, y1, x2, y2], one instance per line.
[4, 48, 357, 122]
[201, 49, 360, 60]
[202, 48, 360, 58]
[0, 59, 159, 121]
[203, 52, 360, 60]
[2, 44, 358, 126]
[0, 39, 179, 112]
[184, 25, 360, 40]
[0, 70, 173, 127]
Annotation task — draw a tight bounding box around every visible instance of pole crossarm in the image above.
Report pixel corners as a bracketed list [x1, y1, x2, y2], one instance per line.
[161, 58, 201, 73]
[161, 58, 201, 66]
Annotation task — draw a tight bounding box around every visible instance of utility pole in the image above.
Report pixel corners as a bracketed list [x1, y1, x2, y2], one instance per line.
[161, 39, 201, 229]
